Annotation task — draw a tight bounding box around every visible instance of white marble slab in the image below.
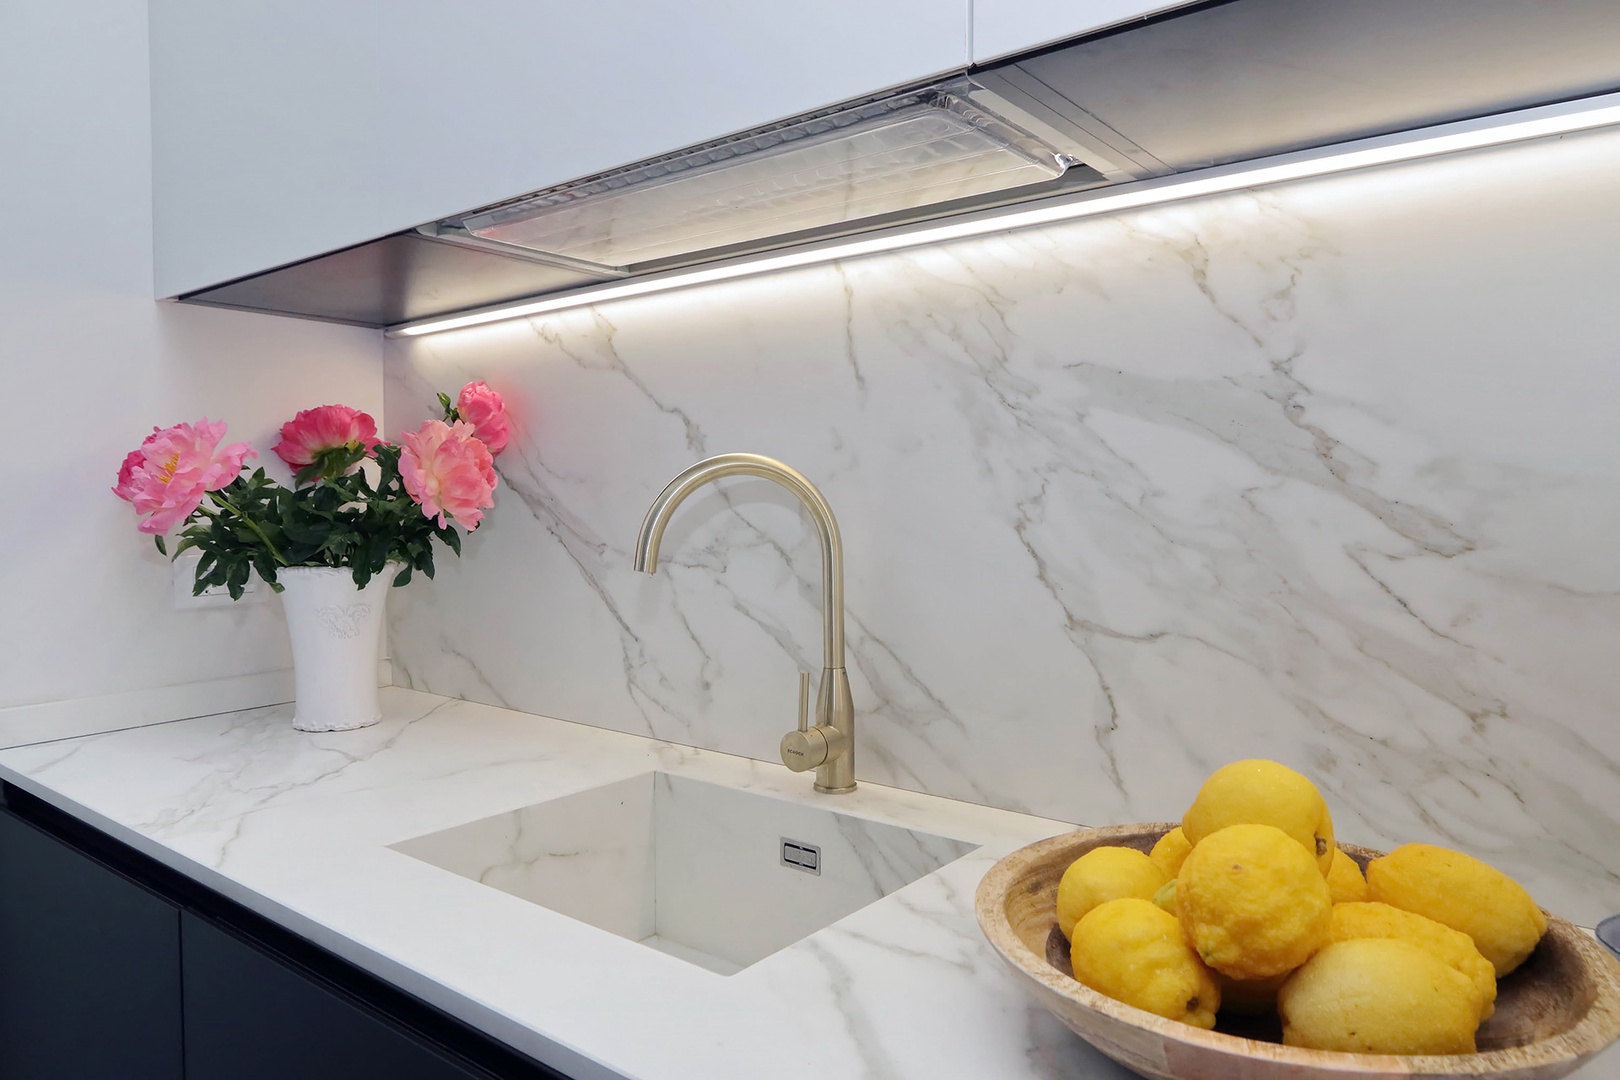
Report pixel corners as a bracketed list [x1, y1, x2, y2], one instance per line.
[386, 125, 1620, 924]
[0, 689, 1141, 1080]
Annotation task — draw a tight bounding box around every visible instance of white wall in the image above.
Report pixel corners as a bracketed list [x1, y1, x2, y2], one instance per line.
[0, 0, 383, 741]
[388, 126, 1620, 924]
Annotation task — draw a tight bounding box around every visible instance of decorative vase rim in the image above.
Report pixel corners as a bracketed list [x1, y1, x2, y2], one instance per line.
[278, 562, 405, 580]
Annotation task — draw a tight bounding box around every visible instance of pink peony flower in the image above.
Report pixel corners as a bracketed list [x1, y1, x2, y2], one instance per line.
[113, 419, 255, 535]
[398, 419, 497, 531]
[273, 404, 380, 471]
[454, 381, 510, 456]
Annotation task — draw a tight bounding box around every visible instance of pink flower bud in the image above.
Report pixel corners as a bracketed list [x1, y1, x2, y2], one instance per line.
[455, 381, 511, 456]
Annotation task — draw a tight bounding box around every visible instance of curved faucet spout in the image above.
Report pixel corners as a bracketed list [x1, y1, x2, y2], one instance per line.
[633, 453, 845, 670]
[633, 452, 855, 794]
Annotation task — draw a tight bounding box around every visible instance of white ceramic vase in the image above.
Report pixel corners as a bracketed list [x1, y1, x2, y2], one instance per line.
[277, 565, 396, 732]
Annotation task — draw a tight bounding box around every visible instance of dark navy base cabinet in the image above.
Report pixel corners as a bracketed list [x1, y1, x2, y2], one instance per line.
[183, 913, 482, 1080]
[0, 808, 184, 1079]
[0, 786, 567, 1080]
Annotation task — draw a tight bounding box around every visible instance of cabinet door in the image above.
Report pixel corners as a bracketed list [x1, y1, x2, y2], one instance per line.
[151, 0, 970, 299]
[0, 809, 184, 1080]
[973, 0, 1191, 63]
[181, 912, 485, 1080]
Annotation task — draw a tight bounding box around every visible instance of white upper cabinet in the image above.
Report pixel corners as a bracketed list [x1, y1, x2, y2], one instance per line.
[972, 0, 1192, 64]
[150, 1, 378, 300]
[151, 0, 969, 299]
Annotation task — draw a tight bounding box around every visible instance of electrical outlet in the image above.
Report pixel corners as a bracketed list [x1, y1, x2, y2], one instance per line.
[170, 552, 265, 610]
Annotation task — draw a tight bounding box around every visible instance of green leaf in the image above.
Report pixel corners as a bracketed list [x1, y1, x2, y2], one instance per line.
[154, 535, 167, 556]
[227, 559, 248, 589]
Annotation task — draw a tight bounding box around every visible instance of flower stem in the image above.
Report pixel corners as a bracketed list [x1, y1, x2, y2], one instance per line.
[209, 491, 287, 565]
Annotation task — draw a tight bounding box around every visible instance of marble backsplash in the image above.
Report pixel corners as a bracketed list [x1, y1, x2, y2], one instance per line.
[386, 126, 1620, 922]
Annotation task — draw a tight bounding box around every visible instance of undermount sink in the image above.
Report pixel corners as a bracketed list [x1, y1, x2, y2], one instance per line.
[390, 772, 978, 975]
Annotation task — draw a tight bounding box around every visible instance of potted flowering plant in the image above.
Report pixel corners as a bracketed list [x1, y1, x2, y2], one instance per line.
[114, 382, 509, 731]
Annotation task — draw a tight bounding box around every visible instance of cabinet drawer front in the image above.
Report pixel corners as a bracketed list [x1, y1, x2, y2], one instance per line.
[181, 913, 486, 1080]
[0, 809, 183, 1080]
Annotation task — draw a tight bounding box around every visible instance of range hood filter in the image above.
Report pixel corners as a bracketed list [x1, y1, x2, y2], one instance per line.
[456, 89, 1076, 269]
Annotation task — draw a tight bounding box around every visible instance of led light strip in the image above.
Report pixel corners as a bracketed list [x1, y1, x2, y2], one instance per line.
[390, 92, 1620, 338]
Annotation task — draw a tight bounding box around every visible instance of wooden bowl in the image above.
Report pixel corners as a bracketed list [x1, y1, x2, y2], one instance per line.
[975, 823, 1620, 1079]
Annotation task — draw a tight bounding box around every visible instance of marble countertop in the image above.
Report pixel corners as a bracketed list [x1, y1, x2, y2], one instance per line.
[0, 689, 1137, 1080]
[0, 689, 1612, 1080]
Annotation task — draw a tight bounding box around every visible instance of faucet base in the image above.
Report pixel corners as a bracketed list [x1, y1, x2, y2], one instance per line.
[811, 667, 856, 794]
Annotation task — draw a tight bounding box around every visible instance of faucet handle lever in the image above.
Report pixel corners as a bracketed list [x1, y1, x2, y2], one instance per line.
[782, 671, 830, 773]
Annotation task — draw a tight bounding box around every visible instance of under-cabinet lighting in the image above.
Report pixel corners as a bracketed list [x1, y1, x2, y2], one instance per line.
[390, 92, 1620, 339]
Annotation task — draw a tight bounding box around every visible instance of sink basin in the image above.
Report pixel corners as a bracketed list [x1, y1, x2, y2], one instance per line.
[390, 772, 977, 975]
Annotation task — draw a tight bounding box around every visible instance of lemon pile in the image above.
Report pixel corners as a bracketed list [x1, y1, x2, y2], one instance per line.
[1054, 759, 1547, 1055]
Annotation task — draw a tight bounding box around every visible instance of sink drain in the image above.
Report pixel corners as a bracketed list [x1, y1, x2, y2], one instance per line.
[780, 838, 821, 875]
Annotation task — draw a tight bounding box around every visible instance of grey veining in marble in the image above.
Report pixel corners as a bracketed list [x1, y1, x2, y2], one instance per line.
[386, 127, 1620, 922]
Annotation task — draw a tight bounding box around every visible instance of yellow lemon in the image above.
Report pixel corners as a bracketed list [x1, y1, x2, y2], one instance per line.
[1325, 848, 1369, 904]
[1177, 823, 1332, 980]
[1366, 843, 1547, 976]
[1183, 759, 1336, 875]
[1055, 846, 1169, 942]
[1152, 878, 1179, 916]
[1070, 898, 1220, 1029]
[1328, 901, 1497, 1021]
[1278, 939, 1480, 1054]
[1149, 827, 1194, 879]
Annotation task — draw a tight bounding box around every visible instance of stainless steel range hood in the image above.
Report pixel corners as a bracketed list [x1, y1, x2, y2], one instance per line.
[179, 0, 1620, 330]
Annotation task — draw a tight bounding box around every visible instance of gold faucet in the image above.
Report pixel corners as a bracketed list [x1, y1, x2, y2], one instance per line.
[633, 453, 855, 794]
